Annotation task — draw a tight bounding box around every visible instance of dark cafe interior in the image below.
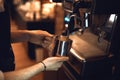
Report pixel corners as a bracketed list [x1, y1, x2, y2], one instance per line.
[0, 0, 120, 80]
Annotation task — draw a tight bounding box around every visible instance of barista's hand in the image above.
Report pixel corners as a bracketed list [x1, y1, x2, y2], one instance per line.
[42, 57, 69, 71]
[28, 30, 54, 49]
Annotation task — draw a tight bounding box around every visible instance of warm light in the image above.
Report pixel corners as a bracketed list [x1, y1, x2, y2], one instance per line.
[33, 1, 41, 12]
[70, 48, 85, 61]
[109, 14, 116, 22]
[65, 24, 69, 28]
[107, 14, 117, 28]
[42, 3, 55, 18]
[49, 0, 53, 2]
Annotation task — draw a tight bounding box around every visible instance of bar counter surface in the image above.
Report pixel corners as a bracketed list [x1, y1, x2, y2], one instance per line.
[58, 30, 113, 80]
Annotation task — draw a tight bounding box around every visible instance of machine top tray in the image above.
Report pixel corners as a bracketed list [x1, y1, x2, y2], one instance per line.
[69, 31, 109, 61]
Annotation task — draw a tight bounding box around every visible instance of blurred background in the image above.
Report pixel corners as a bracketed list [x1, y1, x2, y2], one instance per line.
[9, 0, 120, 80]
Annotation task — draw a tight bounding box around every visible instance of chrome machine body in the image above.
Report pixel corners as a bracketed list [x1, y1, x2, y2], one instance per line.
[53, 0, 120, 80]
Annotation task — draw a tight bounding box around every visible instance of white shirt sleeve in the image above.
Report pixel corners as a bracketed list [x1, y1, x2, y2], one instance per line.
[0, 71, 4, 80]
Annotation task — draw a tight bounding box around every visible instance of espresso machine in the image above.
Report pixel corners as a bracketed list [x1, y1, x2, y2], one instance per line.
[52, 0, 120, 80]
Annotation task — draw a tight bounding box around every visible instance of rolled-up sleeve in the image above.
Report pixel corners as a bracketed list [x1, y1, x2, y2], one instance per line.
[0, 71, 4, 80]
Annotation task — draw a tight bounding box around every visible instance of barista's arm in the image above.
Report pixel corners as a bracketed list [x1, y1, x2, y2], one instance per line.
[11, 30, 30, 43]
[3, 57, 69, 80]
[4, 62, 44, 80]
[11, 30, 53, 47]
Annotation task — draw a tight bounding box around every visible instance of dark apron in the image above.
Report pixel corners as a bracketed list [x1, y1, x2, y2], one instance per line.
[0, 0, 15, 72]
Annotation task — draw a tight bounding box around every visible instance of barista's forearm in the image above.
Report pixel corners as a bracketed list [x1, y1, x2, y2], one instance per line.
[4, 62, 44, 80]
[11, 30, 30, 43]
